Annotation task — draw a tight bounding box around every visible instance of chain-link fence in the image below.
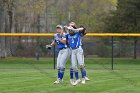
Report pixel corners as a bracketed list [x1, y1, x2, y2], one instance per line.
[82, 36, 140, 70]
[0, 36, 140, 70]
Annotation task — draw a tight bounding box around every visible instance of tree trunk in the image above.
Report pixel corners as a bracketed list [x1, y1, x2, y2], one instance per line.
[37, 15, 40, 45]
[8, 10, 14, 56]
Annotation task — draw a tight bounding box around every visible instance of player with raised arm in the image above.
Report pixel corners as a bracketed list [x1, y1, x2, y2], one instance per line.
[69, 22, 90, 82]
[66, 26, 85, 85]
[63, 23, 80, 85]
[63, 22, 85, 85]
[46, 25, 69, 84]
[65, 23, 89, 85]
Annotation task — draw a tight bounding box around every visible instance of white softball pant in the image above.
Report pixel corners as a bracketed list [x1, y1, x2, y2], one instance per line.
[57, 48, 70, 69]
[71, 46, 84, 70]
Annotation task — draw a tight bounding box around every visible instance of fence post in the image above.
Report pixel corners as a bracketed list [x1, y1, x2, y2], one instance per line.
[111, 36, 114, 70]
[134, 37, 137, 59]
[53, 45, 56, 69]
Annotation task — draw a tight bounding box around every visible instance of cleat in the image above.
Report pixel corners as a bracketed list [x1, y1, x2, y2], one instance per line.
[70, 79, 74, 85]
[77, 79, 81, 83]
[73, 79, 81, 86]
[85, 77, 90, 81]
[72, 83, 77, 86]
[54, 78, 62, 84]
[81, 78, 85, 84]
[54, 80, 60, 84]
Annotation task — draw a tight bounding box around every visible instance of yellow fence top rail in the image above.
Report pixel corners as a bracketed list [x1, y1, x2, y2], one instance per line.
[0, 33, 140, 37]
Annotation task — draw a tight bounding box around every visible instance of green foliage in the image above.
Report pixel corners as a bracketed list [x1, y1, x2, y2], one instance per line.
[54, 0, 117, 32]
[70, 0, 117, 32]
[105, 0, 140, 33]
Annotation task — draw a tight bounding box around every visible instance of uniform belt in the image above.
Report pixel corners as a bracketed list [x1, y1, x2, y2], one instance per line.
[59, 47, 66, 50]
[71, 46, 82, 50]
[71, 47, 78, 50]
[71, 48, 77, 50]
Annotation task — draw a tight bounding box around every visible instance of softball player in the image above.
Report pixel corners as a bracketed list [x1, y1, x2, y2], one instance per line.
[46, 25, 69, 84]
[65, 26, 88, 85]
[68, 22, 89, 82]
[63, 22, 84, 85]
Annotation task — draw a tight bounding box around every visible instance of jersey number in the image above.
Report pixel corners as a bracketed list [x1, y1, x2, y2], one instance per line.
[57, 41, 59, 44]
[72, 38, 74, 43]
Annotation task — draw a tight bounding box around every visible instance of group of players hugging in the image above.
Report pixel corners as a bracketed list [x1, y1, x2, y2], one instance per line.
[46, 22, 90, 86]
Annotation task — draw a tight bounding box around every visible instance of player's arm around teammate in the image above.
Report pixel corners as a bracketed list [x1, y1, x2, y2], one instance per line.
[69, 22, 90, 81]
[46, 25, 69, 84]
[65, 23, 89, 85]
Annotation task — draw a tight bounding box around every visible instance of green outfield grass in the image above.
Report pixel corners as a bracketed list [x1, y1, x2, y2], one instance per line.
[0, 57, 140, 93]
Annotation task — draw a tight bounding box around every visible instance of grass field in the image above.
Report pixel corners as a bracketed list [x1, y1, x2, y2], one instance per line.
[0, 57, 140, 93]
